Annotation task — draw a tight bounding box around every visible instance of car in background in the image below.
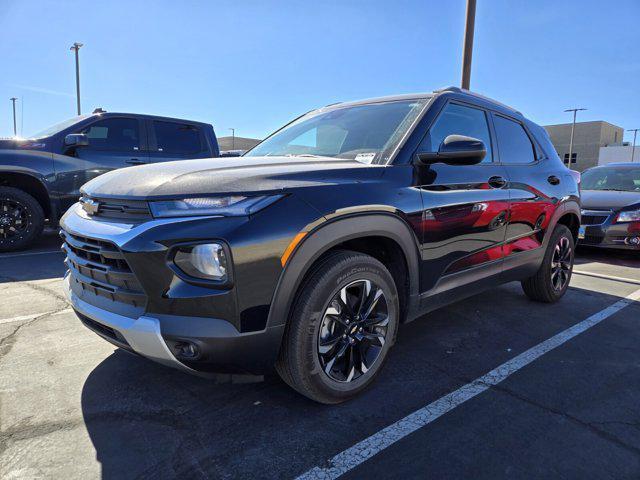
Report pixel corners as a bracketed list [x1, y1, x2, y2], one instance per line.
[0, 110, 220, 251]
[578, 163, 640, 250]
[60, 87, 580, 403]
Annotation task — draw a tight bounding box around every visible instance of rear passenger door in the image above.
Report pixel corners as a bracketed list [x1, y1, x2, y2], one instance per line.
[491, 113, 561, 265]
[147, 120, 209, 163]
[416, 102, 511, 293]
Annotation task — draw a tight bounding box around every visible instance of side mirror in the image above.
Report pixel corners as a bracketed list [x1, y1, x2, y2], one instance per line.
[64, 133, 89, 148]
[417, 135, 486, 166]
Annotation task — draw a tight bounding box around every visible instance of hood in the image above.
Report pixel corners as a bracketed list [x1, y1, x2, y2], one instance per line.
[0, 138, 49, 152]
[581, 189, 640, 210]
[81, 156, 381, 199]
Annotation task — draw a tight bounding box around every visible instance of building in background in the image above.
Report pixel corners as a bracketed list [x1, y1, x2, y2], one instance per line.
[217, 136, 261, 152]
[543, 121, 624, 171]
[598, 144, 637, 166]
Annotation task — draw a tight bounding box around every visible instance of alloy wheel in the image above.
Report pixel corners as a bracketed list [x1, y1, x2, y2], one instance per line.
[551, 236, 572, 292]
[317, 279, 389, 383]
[0, 199, 29, 240]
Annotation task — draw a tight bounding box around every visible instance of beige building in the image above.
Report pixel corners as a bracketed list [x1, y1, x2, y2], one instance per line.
[543, 121, 624, 171]
[217, 136, 261, 152]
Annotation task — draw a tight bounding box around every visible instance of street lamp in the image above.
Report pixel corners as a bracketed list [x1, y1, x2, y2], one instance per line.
[70, 42, 83, 115]
[229, 128, 235, 150]
[9, 97, 17, 137]
[460, 0, 476, 90]
[628, 128, 639, 163]
[564, 108, 587, 167]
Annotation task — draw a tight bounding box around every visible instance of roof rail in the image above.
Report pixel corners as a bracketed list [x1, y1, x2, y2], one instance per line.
[432, 86, 522, 115]
[92, 107, 107, 114]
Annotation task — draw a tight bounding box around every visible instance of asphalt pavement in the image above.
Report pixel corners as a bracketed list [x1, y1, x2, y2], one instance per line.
[1, 229, 639, 479]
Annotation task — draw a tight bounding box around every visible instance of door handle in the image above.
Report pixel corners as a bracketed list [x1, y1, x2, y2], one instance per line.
[126, 158, 146, 165]
[547, 175, 560, 185]
[488, 176, 506, 189]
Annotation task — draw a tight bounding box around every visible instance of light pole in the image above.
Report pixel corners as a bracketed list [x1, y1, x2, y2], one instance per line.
[460, 0, 477, 90]
[229, 128, 235, 149]
[627, 129, 639, 163]
[70, 42, 83, 115]
[9, 97, 17, 137]
[564, 108, 587, 167]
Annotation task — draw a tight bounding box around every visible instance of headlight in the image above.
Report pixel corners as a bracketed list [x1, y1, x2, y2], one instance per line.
[616, 210, 640, 223]
[149, 195, 283, 218]
[173, 243, 228, 281]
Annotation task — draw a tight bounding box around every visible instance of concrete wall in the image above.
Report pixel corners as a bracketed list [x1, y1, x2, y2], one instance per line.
[543, 121, 624, 171]
[599, 145, 640, 165]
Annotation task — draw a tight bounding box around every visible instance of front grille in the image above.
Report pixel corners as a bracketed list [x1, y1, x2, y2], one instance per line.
[581, 214, 609, 225]
[581, 234, 604, 245]
[80, 196, 151, 221]
[61, 230, 147, 308]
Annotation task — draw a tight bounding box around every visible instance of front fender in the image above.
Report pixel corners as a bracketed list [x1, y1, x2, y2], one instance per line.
[266, 212, 422, 330]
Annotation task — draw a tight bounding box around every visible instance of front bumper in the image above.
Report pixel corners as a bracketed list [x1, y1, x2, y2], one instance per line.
[578, 220, 640, 250]
[60, 202, 290, 375]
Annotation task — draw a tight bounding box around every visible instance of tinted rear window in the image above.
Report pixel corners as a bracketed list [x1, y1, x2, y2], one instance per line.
[153, 121, 202, 154]
[493, 116, 536, 164]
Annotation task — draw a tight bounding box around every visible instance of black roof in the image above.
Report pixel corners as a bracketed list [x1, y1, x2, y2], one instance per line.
[89, 111, 211, 126]
[325, 86, 523, 120]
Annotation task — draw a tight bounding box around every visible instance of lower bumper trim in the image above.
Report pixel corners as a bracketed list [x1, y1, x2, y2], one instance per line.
[63, 274, 199, 375]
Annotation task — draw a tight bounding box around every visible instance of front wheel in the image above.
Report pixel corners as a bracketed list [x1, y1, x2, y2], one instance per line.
[521, 224, 575, 303]
[0, 187, 45, 252]
[276, 250, 399, 404]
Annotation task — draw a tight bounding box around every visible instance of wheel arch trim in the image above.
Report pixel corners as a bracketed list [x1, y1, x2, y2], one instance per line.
[266, 212, 421, 329]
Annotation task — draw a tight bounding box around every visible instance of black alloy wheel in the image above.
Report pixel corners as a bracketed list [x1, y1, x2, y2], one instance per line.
[318, 279, 390, 383]
[550, 236, 572, 292]
[0, 187, 45, 252]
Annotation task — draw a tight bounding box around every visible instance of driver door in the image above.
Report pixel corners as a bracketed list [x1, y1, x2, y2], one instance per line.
[415, 101, 510, 294]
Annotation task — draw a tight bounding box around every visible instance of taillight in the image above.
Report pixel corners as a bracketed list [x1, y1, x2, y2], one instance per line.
[568, 169, 581, 184]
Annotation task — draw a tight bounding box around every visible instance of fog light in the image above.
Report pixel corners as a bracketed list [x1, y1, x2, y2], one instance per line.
[625, 236, 640, 246]
[174, 341, 200, 359]
[174, 243, 228, 281]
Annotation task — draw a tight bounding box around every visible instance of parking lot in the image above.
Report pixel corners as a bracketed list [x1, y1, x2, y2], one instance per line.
[1, 230, 639, 479]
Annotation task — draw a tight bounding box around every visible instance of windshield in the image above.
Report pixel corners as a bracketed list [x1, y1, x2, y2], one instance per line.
[245, 98, 429, 164]
[29, 115, 91, 138]
[581, 166, 640, 192]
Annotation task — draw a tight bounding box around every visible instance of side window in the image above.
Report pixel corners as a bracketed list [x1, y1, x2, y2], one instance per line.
[493, 116, 536, 164]
[82, 118, 140, 151]
[153, 121, 202, 154]
[421, 103, 493, 163]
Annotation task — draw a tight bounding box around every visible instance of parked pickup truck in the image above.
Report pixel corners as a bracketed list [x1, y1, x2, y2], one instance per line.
[0, 111, 220, 251]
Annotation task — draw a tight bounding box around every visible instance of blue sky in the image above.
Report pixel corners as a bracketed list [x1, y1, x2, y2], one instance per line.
[1, 0, 639, 141]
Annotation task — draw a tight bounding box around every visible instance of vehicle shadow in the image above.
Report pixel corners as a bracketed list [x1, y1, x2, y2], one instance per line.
[80, 282, 629, 479]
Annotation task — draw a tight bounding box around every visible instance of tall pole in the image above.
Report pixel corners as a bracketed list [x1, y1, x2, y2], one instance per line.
[564, 108, 587, 167]
[627, 129, 639, 163]
[70, 42, 83, 115]
[9, 97, 17, 136]
[229, 128, 235, 149]
[460, 0, 476, 90]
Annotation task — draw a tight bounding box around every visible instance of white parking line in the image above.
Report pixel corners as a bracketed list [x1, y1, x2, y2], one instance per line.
[0, 308, 72, 325]
[297, 286, 640, 480]
[0, 250, 62, 259]
[573, 270, 640, 286]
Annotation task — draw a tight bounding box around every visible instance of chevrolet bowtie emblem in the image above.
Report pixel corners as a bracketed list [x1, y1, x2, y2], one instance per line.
[81, 197, 100, 215]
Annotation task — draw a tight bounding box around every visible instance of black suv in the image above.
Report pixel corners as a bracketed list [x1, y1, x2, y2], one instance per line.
[0, 111, 219, 251]
[61, 88, 580, 403]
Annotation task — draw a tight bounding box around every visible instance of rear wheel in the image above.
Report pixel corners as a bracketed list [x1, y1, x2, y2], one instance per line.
[521, 224, 574, 303]
[276, 250, 399, 404]
[0, 187, 45, 252]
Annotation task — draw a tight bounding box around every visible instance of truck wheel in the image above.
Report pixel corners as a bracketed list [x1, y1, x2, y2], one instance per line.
[521, 224, 574, 303]
[0, 187, 45, 252]
[276, 250, 399, 404]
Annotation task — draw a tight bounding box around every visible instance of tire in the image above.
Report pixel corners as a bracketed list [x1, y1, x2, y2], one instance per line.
[521, 224, 574, 303]
[0, 187, 45, 252]
[276, 250, 400, 404]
